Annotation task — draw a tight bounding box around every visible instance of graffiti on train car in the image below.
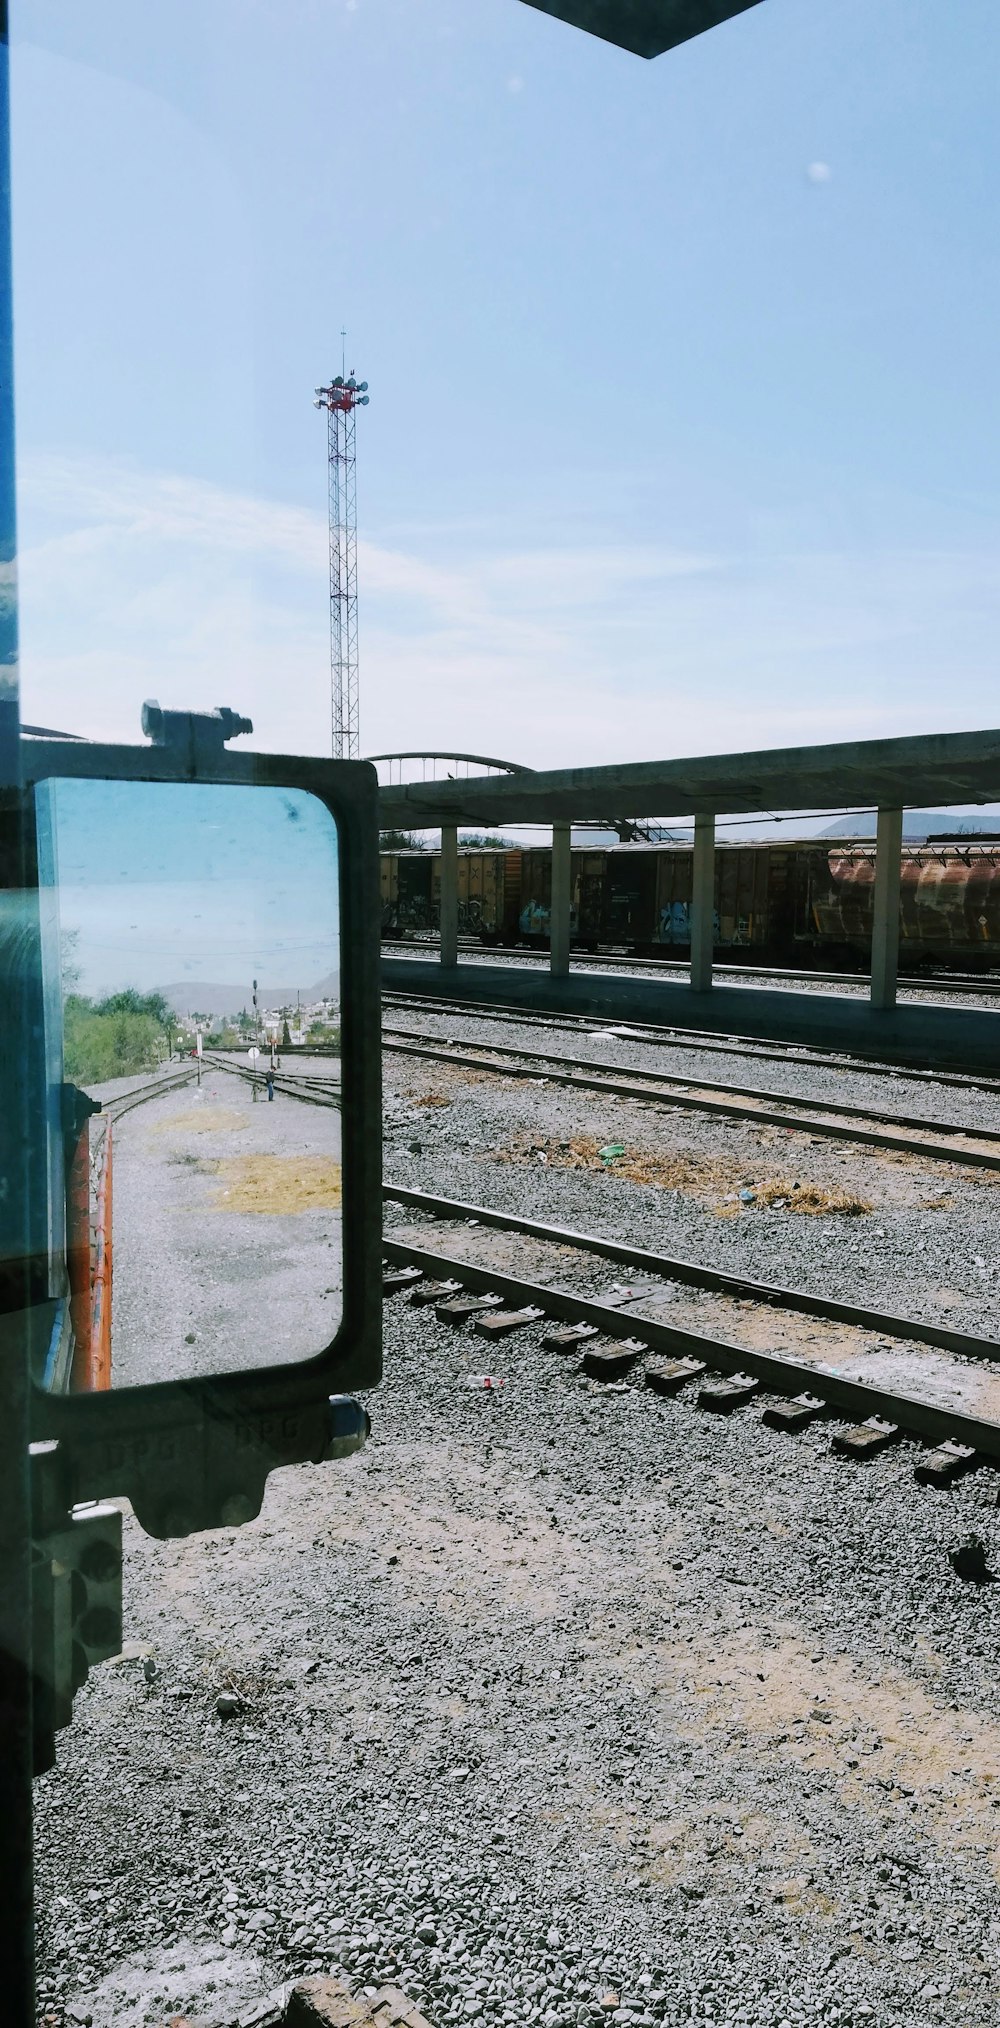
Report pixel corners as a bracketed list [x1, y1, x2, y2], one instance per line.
[380, 840, 1000, 971]
[810, 846, 1000, 958]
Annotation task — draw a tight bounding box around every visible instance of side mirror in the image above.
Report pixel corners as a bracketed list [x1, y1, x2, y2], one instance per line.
[20, 736, 382, 1538]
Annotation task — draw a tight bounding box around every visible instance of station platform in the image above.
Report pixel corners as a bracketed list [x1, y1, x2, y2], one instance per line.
[382, 957, 1000, 1076]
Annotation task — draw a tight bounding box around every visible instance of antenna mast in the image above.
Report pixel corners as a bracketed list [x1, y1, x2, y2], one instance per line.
[314, 350, 370, 758]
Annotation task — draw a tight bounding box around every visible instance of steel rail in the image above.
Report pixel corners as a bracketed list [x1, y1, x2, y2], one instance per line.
[383, 1182, 998, 1364]
[101, 1066, 200, 1122]
[384, 1020, 1000, 1135]
[381, 1236, 1000, 1463]
[254, 1064, 340, 1093]
[381, 988, 1000, 1095]
[381, 938, 1000, 995]
[381, 1030, 1000, 1173]
[205, 1054, 341, 1109]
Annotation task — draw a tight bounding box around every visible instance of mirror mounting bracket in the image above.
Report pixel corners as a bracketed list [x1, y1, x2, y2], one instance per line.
[40, 1390, 371, 1541]
[140, 699, 254, 761]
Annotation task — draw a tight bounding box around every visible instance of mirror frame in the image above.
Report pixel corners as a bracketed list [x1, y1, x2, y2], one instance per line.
[20, 737, 382, 1537]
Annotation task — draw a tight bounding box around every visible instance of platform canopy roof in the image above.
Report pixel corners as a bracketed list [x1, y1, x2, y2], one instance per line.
[376, 728, 1000, 829]
[518, 0, 765, 59]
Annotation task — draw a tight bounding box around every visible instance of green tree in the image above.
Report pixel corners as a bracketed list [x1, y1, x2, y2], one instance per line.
[63, 986, 174, 1086]
[96, 986, 174, 1026]
[307, 1020, 339, 1049]
[64, 1001, 165, 1085]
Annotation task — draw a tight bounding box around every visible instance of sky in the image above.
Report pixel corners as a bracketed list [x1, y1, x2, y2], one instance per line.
[40, 779, 341, 998]
[8, 0, 1000, 781]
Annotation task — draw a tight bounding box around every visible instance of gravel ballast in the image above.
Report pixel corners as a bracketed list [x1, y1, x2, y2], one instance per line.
[35, 1037, 1000, 2028]
[383, 1047, 1000, 1346]
[36, 1297, 1000, 2028]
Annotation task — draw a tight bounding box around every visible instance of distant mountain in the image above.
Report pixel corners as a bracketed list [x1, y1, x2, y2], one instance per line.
[157, 972, 339, 1019]
[819, 810, 1000, 842]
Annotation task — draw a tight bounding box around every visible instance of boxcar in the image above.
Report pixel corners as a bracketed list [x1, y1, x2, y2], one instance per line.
[381, 848, 520, 940]
[597, 844, 781, 958]
[379, 838, 1000, 971]
[801, 842, 1000, 968]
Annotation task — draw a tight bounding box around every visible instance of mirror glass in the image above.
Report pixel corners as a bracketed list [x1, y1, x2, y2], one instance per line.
[35, 778, 342, 1391]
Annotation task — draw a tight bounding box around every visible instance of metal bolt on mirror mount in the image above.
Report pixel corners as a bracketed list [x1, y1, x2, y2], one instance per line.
[324, 1395, 371, 1459]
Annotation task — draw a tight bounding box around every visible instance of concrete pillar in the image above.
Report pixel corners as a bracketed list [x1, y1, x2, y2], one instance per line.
[690, 811, 715, 992]
[870, 805, 903, 1010]
[550, 823, 571, 977]
[439, 824, 458, 968]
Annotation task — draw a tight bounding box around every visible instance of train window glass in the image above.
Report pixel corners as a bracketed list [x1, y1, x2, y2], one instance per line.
[36, 776, 343, 1391]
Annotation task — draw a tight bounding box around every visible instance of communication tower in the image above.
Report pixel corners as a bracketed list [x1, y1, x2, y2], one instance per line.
[314, 361, 370, 759]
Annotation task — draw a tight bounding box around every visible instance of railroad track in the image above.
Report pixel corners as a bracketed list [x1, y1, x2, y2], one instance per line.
[381, 987, 1000, 1096]
[100, 1054, 343, 1116]
[99, 1064, 201, 1122]
[382, 938, 1000, 996]
[205, 1053, 342, 1109]
[382, 1023, 1000, 1174]
[382, 1182, 1000, 1367]
[382, 1188, 1000, 1477]
[206, 1027, 1000, 1171]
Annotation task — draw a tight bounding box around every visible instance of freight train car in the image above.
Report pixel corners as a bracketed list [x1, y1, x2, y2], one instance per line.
[513, 842, 779, 953]
[380, 848, 521, 940]
[379, 839, 1000, 971]
[801, 840, 1000, 968]
[381, 843, 786, 952]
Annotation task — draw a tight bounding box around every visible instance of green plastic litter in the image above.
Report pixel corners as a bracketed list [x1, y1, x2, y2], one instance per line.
[598, 1143, 626, 1161]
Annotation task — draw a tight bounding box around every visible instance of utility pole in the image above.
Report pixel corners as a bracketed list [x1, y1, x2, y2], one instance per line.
[314, 347, 369, 758]
[251, 978, 259, 1101]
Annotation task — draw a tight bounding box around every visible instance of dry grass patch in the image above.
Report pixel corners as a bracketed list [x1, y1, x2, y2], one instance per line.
[490, 1133, 870, 1216]
[492, 1131, 701, 1187]
[751, 1178, 870, 1216]
[151, 1106, 248, 1136]
[205, 1154, 342, 1214]
[405, 1089, 452, 1108]
[202, 1653, 276, 1709]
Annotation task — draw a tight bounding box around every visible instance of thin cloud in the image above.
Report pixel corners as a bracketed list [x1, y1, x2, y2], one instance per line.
[14, 450, 1000, 767]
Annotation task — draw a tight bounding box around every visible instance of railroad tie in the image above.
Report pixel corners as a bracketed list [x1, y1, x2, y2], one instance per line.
[698, 1373, 761, 1413]
[914, 1441, 978, 1486]
[542, 1322, 600, 1353]
[408, 1279, 461, 1307]
[761, 1393, 826, 1432]
[383, 1266, 424, 1295]
[644, 1355, 707, 1396]
[435, 1293, 503, 1325]
[581, 1338, 645, 1381]
[473, 1305, 545, 1339]
[832, 1416, 901, 1458]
